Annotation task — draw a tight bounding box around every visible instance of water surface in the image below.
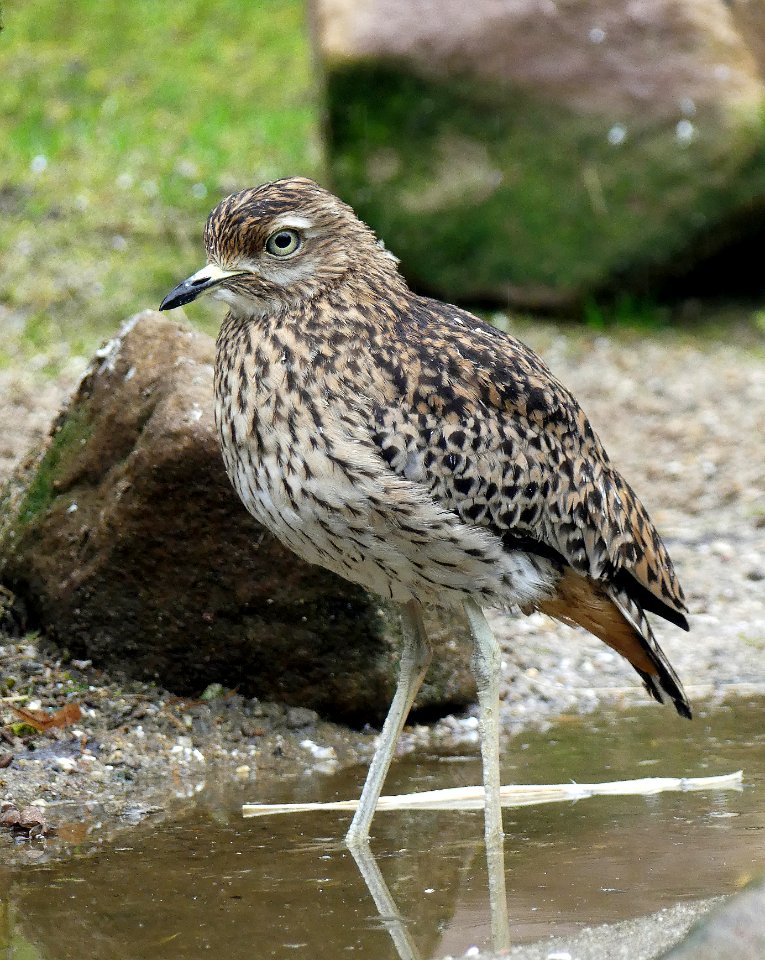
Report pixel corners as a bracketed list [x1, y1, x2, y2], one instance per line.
[3, 698, 764, 959]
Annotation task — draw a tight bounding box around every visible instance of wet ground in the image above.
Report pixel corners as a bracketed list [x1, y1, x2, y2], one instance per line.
[2, 697, 763, 960]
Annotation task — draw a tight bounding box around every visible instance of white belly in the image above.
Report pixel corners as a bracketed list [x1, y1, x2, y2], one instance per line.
[216, 404, 555, 609]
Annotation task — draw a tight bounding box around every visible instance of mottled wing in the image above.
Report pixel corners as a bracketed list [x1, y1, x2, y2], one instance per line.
[371, 298, 688, 628]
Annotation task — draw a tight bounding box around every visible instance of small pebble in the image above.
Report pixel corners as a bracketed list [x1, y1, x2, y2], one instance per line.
[0, 808, 20, 828]
[53, 757, 77, 773]
[299, 739, 336, 761]
[285, 706, 318, 729]
[18, 806, 45, 828]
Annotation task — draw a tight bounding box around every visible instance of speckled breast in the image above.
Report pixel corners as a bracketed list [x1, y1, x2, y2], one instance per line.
[212, 315, 555, 610]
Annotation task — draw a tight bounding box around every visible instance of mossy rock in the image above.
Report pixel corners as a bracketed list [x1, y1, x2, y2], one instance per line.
[0, 313, 476, 724]
[316, 0, 765, 307]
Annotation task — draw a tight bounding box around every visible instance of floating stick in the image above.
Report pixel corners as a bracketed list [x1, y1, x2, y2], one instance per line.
[242, 770, 743, 817]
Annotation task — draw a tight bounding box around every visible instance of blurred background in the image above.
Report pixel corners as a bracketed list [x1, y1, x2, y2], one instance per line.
[0, 0, 320, 375]
[3, 0, 765, 386]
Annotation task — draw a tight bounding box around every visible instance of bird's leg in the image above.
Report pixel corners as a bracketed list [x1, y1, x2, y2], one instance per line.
[463, 598, 511, 953]
[346, 599, 431, 847]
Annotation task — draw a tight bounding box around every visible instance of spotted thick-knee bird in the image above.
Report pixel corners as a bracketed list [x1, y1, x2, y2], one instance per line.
[160, 177, 690, 871]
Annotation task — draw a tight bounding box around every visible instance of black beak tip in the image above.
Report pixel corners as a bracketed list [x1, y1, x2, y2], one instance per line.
[159, 283, 196, 312]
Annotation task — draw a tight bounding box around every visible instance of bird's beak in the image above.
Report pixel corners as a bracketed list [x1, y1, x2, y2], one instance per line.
[159, 264, 245, 311]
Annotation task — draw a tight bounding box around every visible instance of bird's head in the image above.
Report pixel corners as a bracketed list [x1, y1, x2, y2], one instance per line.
[159, 177, 399, 316]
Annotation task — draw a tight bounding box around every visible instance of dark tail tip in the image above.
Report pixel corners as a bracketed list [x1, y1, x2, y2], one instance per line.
[675, 698, 693, 720]
[614, 571, 690, 631]
[638, 669, 692, 720]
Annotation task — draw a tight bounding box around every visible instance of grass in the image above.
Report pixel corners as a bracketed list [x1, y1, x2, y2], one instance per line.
[582, 295, 671, 333]
[0, 0, 321, 374]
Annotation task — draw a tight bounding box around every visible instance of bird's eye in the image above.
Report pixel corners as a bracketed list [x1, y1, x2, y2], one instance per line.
[265, 229, 301, 257]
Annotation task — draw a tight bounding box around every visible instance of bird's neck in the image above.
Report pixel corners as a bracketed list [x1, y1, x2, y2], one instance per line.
[220, 268, 411, 337]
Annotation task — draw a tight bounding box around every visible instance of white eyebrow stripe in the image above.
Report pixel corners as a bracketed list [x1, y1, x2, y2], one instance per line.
[272, 216, 314, 231]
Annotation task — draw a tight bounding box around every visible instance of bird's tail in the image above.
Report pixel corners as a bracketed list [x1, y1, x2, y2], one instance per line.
[537, 569, 691, 719]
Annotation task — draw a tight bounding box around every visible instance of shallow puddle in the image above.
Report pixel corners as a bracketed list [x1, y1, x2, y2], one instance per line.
[3, 698, 765, 959]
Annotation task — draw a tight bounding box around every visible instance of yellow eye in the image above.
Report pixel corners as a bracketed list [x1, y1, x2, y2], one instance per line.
[265, 229, 301, 257]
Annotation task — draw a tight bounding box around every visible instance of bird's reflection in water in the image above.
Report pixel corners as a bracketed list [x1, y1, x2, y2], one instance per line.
[348, 833, 511, 959]
[349, 841, 422, 960]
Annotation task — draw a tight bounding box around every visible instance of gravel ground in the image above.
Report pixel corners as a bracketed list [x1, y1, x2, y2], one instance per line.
[0, 320, 763, 865]
[459, 898, 723, 960]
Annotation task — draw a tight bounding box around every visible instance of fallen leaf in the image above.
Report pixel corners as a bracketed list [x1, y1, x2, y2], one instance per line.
[10, 702, 82, 733]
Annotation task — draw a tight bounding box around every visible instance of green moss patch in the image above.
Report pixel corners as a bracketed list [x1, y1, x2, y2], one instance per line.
[17, 406, 92, 525]
[326, 65, 765, 304]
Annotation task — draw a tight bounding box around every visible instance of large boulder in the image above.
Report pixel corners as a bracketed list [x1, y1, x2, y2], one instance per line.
[314, 0, 765, 308]
[0, 312, 475, 724]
